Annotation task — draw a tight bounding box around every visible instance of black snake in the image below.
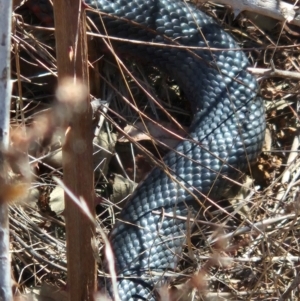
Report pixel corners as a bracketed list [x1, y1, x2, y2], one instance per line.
[26, 0, 266, 299]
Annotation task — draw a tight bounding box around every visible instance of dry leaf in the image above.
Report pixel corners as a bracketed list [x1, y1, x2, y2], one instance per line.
[0, 182, 29, 204]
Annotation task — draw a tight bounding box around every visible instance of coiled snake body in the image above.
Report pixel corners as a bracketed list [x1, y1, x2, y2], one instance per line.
[27, 0, 266, 299]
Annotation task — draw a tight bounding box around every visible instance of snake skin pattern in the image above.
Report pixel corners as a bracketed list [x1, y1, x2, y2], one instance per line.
[26, 0, 266, 299]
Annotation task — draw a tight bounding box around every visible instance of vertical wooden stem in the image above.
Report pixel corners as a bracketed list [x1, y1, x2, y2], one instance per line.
[53, 1, 96, 300]
[0, 0, 13, 300]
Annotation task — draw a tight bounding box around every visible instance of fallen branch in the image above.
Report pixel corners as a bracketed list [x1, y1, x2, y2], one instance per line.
[248, 67, 300, 80]
[196, 0, 300, 27]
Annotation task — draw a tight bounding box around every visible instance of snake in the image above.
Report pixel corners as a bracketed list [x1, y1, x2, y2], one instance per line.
[26, 0, 266, 299]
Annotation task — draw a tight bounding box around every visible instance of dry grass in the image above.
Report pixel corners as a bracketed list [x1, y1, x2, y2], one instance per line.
[10, 1, 300, 300]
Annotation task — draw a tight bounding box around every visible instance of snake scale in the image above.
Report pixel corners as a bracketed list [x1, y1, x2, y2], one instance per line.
[26, 0, 266, 299]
